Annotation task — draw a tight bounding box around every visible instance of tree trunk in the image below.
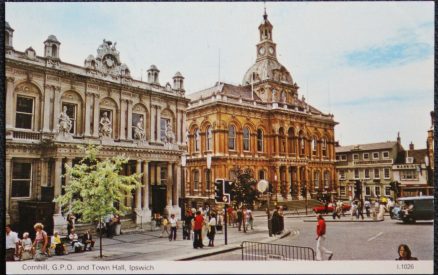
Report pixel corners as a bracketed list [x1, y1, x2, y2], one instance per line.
[100, 217, 103, 258]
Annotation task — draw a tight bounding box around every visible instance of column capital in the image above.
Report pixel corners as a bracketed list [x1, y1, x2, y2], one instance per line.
[6, 76, 15, 83]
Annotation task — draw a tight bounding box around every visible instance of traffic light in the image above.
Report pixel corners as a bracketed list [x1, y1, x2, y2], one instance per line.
[224, 180, 233, 195]
[214, 179, 224, 203]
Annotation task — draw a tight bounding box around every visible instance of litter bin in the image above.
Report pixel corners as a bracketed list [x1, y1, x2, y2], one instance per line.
[114, 224, 121, 236]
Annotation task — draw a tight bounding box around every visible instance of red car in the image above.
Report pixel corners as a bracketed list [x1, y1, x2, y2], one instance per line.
[313, 204, 351, 214]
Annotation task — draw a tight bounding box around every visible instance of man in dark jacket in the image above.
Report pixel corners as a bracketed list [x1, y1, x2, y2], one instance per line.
[237, 208, 243, 231]
[82, 230, 95, 251]
[183, 210, 193, 240]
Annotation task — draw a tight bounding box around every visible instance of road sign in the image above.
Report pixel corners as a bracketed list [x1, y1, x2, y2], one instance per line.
[222, 194, 230, 203]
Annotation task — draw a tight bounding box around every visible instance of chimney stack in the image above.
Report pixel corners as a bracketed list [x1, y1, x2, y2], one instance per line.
[409, 142, 414, 150]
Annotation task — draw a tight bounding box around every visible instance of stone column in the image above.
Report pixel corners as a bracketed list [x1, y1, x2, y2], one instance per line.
[5, 157, 12, 224]
[150, 105, 156, 143]
[52, 86, 61, 134]
[92, 94, 100, 138]
[173, 164, 181, 219]
[53, 158, 67, 234]
[65, 158, 73, 212]
[275, 132, 279, 157]
[156, 106, 162, 142]
[176, 110, 180, 144]
[6, 77, 15, 134]
[165, 162, 173, 216]
[182, 111, 187, 145]
[84, 93, 92, 137]
[286, 166, 292, 200]
[120, 99, 127, 140]
[275, 166, 282, 201]
[43, 85, 52, 132]
[134, 160, 142, 224]
[297, 166, 302, 200]
[141, 161, 151, 221]
[127, 100, 133, 140]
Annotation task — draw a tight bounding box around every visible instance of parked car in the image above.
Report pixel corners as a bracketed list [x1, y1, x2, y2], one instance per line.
[313, 203, 351, 214]
[392, 196, 433, 223]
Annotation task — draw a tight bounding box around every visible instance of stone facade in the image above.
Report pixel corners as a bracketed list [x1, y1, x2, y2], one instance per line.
[335, 135, 404, 201]
[185, 12, 337, 207]
[5, 23, 189, 234]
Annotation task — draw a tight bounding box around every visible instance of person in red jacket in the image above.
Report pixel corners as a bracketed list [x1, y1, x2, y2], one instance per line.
[316, 214, 333, 261]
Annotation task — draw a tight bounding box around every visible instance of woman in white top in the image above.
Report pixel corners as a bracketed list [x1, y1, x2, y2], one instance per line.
[207, 213, 217, 247]
[19, 232, 34, 260]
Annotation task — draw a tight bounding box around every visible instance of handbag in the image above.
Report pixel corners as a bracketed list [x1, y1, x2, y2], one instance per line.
[34, 251, 47, 261]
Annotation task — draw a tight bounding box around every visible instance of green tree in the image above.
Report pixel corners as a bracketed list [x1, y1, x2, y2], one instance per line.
[54, 145, 141, 258]
[230, 168, 259, 206]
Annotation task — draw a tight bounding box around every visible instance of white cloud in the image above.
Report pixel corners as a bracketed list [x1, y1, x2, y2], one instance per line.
[6, 2, 433, 148]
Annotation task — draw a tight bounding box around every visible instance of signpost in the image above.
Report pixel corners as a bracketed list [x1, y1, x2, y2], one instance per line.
[215, 179, 232, 245]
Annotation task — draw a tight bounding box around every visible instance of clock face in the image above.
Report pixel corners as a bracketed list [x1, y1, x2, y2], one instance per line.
[258, 47, 266, 55]
[269, 47, 274, 54]
[103, 55, 115, 68]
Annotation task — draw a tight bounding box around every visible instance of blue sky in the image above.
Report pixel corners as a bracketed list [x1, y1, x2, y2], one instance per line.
[6, 2, 434, 148]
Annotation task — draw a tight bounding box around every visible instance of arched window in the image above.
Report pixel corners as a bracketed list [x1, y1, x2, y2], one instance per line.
[193, 170, 199, 190]
[206, 126, 213, 151]
[243, 127, 250, 151]
[312, 137, 318, 155]
[288, 128, 294, 154]
[279, 127, 285, 153]
[194, 128, 200, 152]
[228, 125, 236, 150]
[259, 170, 265, 180]
[51, 45, 57, 57]
[314, 171, 320, 190]
[322, 138, 327, 157]
[324, 171, 330, 189]
[257, 129, 264, 152]
[299, 135, 305, 155]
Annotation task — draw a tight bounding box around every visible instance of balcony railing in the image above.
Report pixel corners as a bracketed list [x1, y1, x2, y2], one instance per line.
[12, 130, 41, 140]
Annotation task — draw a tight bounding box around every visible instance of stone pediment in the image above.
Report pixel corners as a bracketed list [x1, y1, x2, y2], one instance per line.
[84, 39, 131, 79]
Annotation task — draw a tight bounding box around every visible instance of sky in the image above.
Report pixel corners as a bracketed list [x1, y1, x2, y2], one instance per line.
[6, 2, 434, 149]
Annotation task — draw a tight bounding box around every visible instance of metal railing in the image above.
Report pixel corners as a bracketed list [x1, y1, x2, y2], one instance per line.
[241, 241, 315, 261]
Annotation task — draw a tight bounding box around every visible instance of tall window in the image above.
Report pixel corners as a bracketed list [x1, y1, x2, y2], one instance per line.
[364, 169, 370, 179]
[204, 169, 211, 193]
[288, 128, 294, 154]
[194, 128, 200, 152]
[324, 171, 329, 188]
[258, 170, 265, 180]
[243, 127, 250, 151]
[160, 166, 167, 185]
[16, 96, 34, 129]
[365, 186, 371, 196]
[312, 137, 317, 154]
[206, 126, 213, 151]
[12, 162, 32, 198]
[339, 170, 345, 180]
[193, 170, 199, 190]
[228, 125, 236, 150]
[300, 136, 305, 155]
[375, 186, 381, 196]
[322, 139, 327, 157]
[62, 103, 77, 134]
[374, 168, 380, 179]
[257, 129, 264, 152]
[160, 118, 170, 142]
[354, 169, 359, 179]
[314, 171, 320, 189]
[384, 168, 390, 179]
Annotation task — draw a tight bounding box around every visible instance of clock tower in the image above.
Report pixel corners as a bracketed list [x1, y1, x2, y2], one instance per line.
[256, 10, 277, 62]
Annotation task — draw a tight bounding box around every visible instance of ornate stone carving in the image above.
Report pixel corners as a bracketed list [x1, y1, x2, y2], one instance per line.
[56, 105, 73, 141]
[99, 111, 112, 138]
[165, 123, 175, 144]
[133, 116, 146, 141]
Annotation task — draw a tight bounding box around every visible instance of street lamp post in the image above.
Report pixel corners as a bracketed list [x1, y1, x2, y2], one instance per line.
[257, 180, 271, 237]
[206, 153, 212, 203]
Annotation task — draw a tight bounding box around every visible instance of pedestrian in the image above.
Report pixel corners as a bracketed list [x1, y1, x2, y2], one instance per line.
[104, 213, 114, 238]
[324, 201, 329, 214]
[67, 213, 76, 236]
[6, 224, 20, 261]
[183, 210, 193, 240]
[69, 228, 84, 252]
[20, 232, 35, 260]
[246, 208, 254, 230]
[387, 198, 395, 218]
[160, 215, 169, 238]
[192, 211, 204, 249]
[237, 208, 243, 231]
[350, 201, 357, 220]
[271, 206, 282, 235]
[332, 200, 340, 219]
[168, 214, 178, 241]
[241, 207, 248, 233]
[377, 202, 386, 221]
[396, 244, 418, 260]
[357, 200, 364, 220]
[33, 223, 48, 261]
[227, 206, 233, 225]
[82, 230, 95, 251]
[278, 206, 285, 232]
[315, 214, 333, 261]
[364, 199, 371, 217]
[207, 213, 217, 247]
